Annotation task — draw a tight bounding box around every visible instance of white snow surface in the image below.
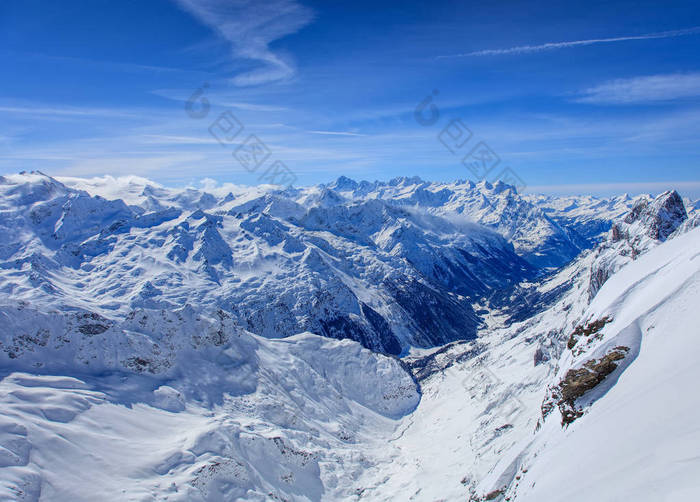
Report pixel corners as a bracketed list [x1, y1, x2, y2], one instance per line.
[0, 331, 419, 501]
[354, 226, 700, 501]
[1, 172, 698, 501]
[512, 225, 700, 502]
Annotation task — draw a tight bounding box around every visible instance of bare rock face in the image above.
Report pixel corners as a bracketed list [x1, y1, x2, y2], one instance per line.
[621, 190, 687, 241]
[623, 198, 649, 225]
[587, 190, 688, 299]
[539, 345, 630, 427]
[639, 190, 687, 241]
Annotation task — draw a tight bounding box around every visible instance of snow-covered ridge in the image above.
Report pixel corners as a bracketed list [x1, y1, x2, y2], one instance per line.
[58, 173, 642, 269]
[348, 193, 698, 502]
[0, 171, 683, 358]
[326, 176, 640, 269]
[1, 171, 698, 501]
[483, 224, 700, 502]
[2, 172, 534, 355]
[0, 328, 420, 501]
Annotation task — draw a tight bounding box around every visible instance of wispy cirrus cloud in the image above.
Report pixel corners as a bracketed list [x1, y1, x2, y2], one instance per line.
[172, 0, 314, 86]
[0, 104, 139, 119]
[575, 72, 700, 104]
[151, 88, 291, 112]
[306, 130, 366, 137]
[222, 101, 290, 112]
[438, 26, 700, 58]
[139, 134, 221, 145]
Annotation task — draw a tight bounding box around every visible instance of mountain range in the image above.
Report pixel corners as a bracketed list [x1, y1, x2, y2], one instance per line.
[0, 171, 698, 501]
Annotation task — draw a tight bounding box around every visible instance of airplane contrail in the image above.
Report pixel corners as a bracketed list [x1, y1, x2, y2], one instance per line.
[438, 26, 700, 58]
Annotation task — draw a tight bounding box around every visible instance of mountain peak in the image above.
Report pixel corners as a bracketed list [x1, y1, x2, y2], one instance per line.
[613, 189, 687, 246]
[331, 175, 359, 191]
[388, 175, 424, 187]
[0, 170, 71, 209]
[643, 190, 687, 241]
[476, 179, 493, 190]
[492, 180, 515, 194]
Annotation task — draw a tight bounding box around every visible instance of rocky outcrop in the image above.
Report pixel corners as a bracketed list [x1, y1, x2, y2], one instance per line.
[588, 190, 688, 299]
[540, 346, 630, 427]
[628, 190, 687, 241]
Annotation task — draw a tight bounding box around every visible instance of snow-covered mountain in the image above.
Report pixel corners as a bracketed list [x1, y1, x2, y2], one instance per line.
[3, 171, 615, 357]
[326, 176, 639, 269]
[1, 172, 540, 355]
[353, 187, 696, 501]
[389, 222, 697, 502]
[1, 171, 698, 501]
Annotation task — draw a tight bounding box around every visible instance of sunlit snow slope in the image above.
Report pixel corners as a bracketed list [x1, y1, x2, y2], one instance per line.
[1, 171, 698, 501]
[353, 199, 699, 501]
[510, 225, 700, 502]
[0, 332, 419, 501]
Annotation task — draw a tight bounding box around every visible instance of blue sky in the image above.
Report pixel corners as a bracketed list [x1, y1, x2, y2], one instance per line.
[2, 0, 700, 196]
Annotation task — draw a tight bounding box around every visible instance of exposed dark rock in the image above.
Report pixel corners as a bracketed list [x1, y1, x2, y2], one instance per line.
[485, 488, 504, 500]
[624, 199, 649, 224]
[641, 190, 687, 241]
[556, 346, 629, 426]
[621, 191, 686, 241]
[124, 356, 157, 373]
[77, 323, 109, 336]
[567, 316, 612, 350]
[533, 347, 550, 366]
[405, 340, 481, 381]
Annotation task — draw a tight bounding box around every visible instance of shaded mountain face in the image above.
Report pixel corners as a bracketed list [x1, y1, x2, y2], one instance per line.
[1, 172, 697, 501]
[0, 172, 546, 356]
[587, 190, 688, 299]
[622, 189, 687, 241]
[326, 177, 641, 269]
[0, 172, 639, 356]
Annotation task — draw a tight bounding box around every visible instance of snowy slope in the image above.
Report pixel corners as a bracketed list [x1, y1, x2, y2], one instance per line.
[1, 172, 540, 355]
[494, 225, 700, 502]
[0, 331, 419, 501]
[352, 193, 697, 501]
[1, 171, 697, 501]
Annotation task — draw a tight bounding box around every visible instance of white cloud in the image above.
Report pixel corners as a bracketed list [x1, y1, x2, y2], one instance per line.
[57, 174, 166, 204]
[140, 134, 221, 145]
[173, 0, 314, 86]
[438, 26, 700, 58]
[223, 101, 290, 112]
[0, 104, 138, 119]
[575, 72, 700, 104]
[196, 177, 266, 196]
[306, 130, 366, 137]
